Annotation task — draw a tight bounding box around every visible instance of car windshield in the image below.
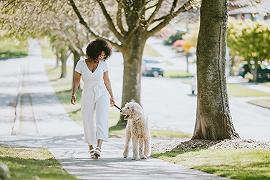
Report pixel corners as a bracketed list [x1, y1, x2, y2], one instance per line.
[144, 59, 160, 64]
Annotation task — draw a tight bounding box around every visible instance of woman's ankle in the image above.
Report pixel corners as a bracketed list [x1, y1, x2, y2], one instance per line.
[88, 145, 94, 151]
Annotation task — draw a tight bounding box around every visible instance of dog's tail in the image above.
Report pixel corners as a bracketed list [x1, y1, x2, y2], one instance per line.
[144, 137, 151, 157]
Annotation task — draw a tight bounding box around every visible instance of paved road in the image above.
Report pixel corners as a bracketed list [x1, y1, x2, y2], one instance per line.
[146, 37, 197, 73]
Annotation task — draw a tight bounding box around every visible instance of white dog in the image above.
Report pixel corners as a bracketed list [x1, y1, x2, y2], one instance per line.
[121, 101, 151, 160]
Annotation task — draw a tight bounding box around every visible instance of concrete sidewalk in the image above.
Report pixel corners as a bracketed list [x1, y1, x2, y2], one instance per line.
[1, 134, 226, 180]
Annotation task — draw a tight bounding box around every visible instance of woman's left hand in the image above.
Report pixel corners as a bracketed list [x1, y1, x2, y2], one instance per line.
[110, 96, 115, 107]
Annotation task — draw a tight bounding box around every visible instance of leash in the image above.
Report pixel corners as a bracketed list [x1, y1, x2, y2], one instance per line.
[113, 104, 122, 111]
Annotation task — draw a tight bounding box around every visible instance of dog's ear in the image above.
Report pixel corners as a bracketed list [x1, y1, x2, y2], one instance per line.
[131, 99, 135, 103]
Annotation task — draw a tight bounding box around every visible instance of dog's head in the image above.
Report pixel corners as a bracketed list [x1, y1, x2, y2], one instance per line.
[120, 101, 143, 120]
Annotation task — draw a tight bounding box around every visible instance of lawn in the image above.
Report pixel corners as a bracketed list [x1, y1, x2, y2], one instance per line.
[179, 80, 270, 97]
[164, 70, 193, 78]
[248, 99, 270, 109]
[261, 82, 270, 88]
[45, 65, 191, 139]
[143, 44, 162, 57]
[227, 84, 270, 97]
[0, 38, 28, 59]
[0, 146, 75, 180]
[153, 149, 270, 180]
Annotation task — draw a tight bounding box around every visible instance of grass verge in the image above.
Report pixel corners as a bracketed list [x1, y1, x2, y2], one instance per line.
[109, 124, 191, 138]
[180, 80, 270, 97]
[153, 149, 270, 180]
[261, 82, 270, 88]
[143, 44, 162, 57]
[248, 99, 270, 109]
[164, 71, 193, 78]
[0, 51, 28, 59]
[0, 38, 28, 59]
[228, 84, 270, 97]
[0, 146, 75, 180]
[45, 65, 191, 139]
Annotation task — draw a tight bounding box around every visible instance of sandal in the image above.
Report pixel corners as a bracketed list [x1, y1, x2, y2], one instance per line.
[89, 149, 97, 159]
[94, 147, 101, 158]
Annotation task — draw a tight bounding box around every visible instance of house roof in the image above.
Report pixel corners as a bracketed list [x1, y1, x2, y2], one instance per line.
[229, 0, 270, 15]
[228, 0, 259, 8]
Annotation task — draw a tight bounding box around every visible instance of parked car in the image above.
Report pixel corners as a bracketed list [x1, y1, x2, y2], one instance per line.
[257, 65, 270, 82]
[238, 63, 270, 82]
[142, 58, 164, 77]
[238, 64, 251, 77]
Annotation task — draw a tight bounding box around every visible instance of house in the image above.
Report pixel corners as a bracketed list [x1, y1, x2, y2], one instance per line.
[228, 0, 270, 23]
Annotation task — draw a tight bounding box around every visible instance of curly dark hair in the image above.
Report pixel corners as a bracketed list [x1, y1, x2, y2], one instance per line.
[86, 38, 112, 61]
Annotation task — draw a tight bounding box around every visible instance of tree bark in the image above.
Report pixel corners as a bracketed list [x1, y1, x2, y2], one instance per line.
[59, 47, 70, 79]
[186, 54, 189, 73]
[192, 0, 239, 140]
[60, 58, 67, 78]
[117, 31, 147, 126]
[56, 54, 60, 68]
[72, 50, 81, 87]
[250, 62, 259, 83]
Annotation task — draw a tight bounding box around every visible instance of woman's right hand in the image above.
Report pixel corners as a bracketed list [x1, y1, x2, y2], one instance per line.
[71, 95, 76, 105]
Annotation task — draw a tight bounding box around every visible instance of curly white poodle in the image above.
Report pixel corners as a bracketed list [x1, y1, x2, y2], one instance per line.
[120, 101, 151, 160]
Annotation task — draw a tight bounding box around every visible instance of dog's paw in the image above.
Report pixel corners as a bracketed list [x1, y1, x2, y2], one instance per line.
[140, 156, 147, 159]
[123, 152, 128, 158]
[132, 156, 140, 160]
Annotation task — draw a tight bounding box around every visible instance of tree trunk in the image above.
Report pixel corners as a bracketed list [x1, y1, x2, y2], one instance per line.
[59, 48, 69, 79]
[229, 56, 235, 76]
[72, 50, 81, 88]
[186, 54, 189, 73]
[56, 54, 60, 68]
[60, 58, 67, 78]
[250, 62, 259, 83]
[192, 0, 239, 140]
[117, 32, 147, 126]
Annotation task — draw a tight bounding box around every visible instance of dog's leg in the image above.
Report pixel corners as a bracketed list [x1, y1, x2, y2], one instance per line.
[139, 138, 147, 159]
[144, 137, 151, 158]
[132, 137, 139, 160]
[123, 128, 131, 158]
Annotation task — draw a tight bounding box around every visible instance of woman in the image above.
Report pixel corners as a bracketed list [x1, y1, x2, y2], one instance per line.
[71, 38, 115, 159]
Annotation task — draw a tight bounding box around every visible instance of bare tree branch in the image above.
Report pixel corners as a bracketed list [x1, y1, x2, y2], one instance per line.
[150, 0, 178, 24]
[146, 0, 152, 5]
[170, 0, 178, 13]
[145, 2, 158, 11]
[68, 0, 122, 50]
[146, 0, 164, 25]
[96, 0, 124, 42]
[116, 1, 127, 34]
[147, 0, 196, 37]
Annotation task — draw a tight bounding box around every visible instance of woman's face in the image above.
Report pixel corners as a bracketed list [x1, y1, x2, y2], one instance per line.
[98, 51, 106, 61]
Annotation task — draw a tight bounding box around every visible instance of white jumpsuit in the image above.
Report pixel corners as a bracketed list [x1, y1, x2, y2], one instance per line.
[75, 59, 109, 145]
